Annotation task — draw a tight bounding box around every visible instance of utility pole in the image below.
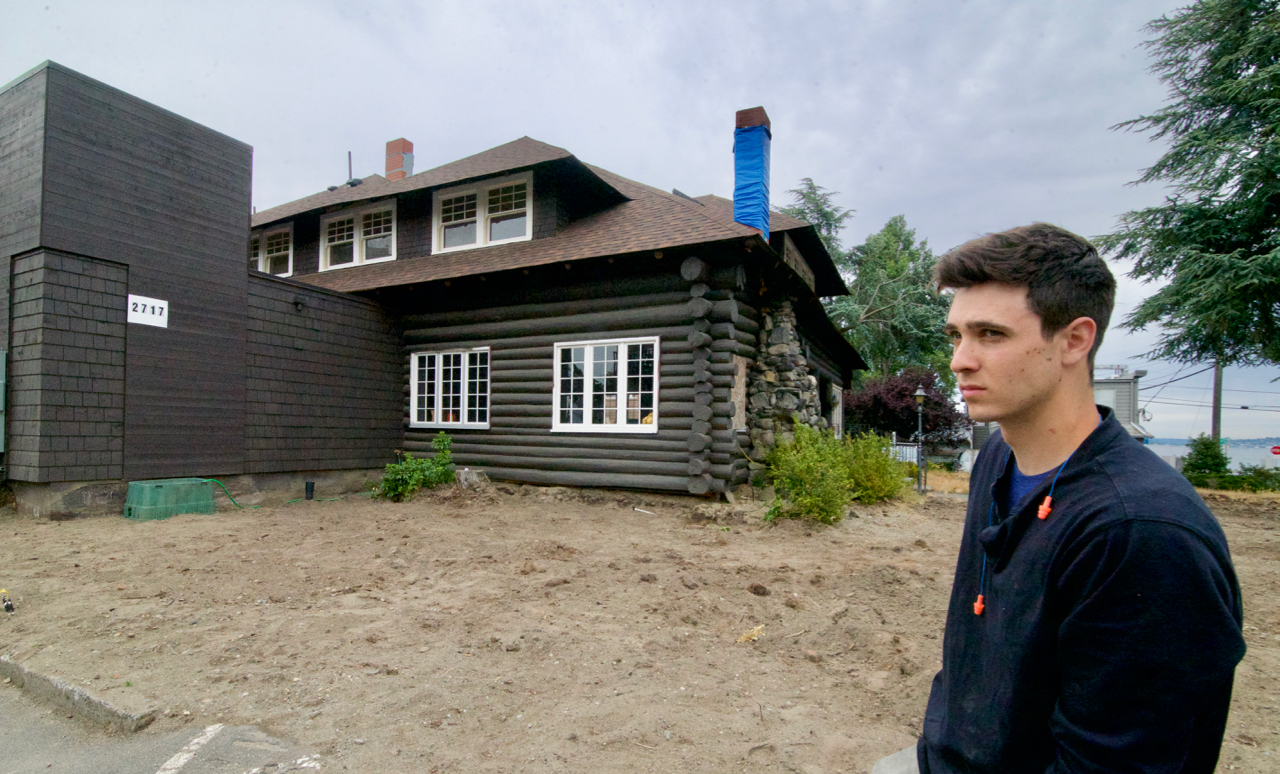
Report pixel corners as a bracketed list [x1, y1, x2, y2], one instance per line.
[1211, 359, 1223, 442]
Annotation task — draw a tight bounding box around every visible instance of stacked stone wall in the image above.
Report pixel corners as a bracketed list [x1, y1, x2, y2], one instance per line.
[745, 300, 827, 461]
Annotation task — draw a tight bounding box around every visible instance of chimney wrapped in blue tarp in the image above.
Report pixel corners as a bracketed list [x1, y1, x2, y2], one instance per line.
[733, 107, 772, 240]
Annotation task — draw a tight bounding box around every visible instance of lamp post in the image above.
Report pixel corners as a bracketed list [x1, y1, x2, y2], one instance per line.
[914, 385, 927, 494]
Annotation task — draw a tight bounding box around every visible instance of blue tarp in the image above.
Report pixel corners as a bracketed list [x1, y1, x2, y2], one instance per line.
[733, 125, 771, 240]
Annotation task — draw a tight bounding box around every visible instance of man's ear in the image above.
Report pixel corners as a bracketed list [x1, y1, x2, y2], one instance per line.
[1059, 316, 1097, 367]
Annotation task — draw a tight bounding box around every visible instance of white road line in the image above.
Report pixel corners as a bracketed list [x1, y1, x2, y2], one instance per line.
[154, 724, 225, 774]
[238, 753, 322, 773]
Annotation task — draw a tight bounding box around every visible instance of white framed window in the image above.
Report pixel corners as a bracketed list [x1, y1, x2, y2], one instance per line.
[410, 348, 490, 429]
[553, 337, 658, 433]
[432, 173, 532, 253]
[320, 200, 396, 271]
[248, 224, 293, 276]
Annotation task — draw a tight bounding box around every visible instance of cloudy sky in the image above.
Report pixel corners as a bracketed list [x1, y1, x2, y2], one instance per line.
[6, 0, 1277, 442]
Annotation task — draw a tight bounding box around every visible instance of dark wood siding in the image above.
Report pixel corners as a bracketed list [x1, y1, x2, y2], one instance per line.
[396, 259, 753, 494]
[33, 64, 253, 479]
[0, 66, 46, 264]
[7, 249, 127, 482]
[244, 274, 402, 473]
[288, 213, 320, 276]
[396, 189, 431, 259]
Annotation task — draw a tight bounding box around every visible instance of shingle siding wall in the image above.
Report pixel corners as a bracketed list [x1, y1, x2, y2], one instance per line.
[0, 67, 46, 263]
[245, 275, 402, 473]
[397, 190, 432, 258]
[289, 213, 320, 276]
[32, 64, 253, 480]
[533, 179, 558, 239]
[7, 249, 126, 482]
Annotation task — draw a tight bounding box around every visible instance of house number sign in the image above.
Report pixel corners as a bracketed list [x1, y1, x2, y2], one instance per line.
[127, 294, 168, 328]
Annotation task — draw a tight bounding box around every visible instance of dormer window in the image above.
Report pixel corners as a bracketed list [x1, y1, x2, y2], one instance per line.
[319, 201, 396, 271]
[433, 173, 532, 253]
[248, 224, 293, 276]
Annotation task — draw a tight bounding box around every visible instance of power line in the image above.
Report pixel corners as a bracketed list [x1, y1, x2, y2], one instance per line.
[1138, 365, 1216, 391]
[1144, 398, 1280, 413]
[1158, 384, 1280, 396]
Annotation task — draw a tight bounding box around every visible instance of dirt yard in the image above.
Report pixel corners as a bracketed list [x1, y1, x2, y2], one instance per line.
[1, 483, 1277, 773]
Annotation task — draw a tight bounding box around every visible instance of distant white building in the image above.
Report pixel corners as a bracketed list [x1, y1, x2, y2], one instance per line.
[1093, 365, 1154, 441]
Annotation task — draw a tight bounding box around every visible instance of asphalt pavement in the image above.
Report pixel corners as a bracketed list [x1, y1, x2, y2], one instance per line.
[1, 684, 320, 774]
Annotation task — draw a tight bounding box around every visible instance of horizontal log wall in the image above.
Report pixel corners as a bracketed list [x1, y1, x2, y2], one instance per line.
[401, 263, 756, 494]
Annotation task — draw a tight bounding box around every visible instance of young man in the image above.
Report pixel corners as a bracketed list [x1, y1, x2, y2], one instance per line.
[876, 224, 1245, 774]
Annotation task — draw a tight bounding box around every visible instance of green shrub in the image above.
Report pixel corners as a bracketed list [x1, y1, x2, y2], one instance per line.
[845, 432, 911, 503]
[1187, 463, 1280, 492]
[765, 425, 908, 524]
[374, 432, 455, 501]
[1239, 464, 1280, 492]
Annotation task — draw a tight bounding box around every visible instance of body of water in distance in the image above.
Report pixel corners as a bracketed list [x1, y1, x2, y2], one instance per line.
[1145, 443, 1279, 470]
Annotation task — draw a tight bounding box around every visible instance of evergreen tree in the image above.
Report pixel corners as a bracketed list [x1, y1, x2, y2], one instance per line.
[1098, 0, 1280, 366]
[1183, 433, 1231, 477]
[826, 216, 954, 388]
[777, 178, 854, 260]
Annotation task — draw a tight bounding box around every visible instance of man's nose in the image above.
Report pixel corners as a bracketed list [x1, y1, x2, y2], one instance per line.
[950, 338, 976, 373]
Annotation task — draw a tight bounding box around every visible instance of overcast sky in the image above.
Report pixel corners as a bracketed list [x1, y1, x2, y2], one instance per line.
[6, 0, 1278, 442]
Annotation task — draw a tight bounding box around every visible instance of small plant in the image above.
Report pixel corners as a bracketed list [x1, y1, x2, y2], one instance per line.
[765, 425, 908, 524]
[374, 433, 455, 502]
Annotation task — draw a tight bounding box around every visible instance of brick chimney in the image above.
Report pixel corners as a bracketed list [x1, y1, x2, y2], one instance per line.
[386, 138, 414, 181]
[732, 107, 771, 240]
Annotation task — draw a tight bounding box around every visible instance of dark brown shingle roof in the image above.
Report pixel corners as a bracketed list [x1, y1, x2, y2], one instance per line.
[298, 163, 779, 293]
[252, 137, 581, 227]
[264, 136, 844, 297]
[692, 194, 810, 233]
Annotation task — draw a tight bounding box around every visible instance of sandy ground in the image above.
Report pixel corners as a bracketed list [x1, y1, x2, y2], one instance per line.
[0, 483, 1277, 773]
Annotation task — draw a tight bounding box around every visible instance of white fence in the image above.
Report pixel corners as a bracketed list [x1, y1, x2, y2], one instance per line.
[889, 443, 920, 465]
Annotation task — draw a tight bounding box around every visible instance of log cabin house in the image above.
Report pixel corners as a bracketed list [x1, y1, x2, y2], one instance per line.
[252, 108, 865, 495]
[0, 61, 862, 514]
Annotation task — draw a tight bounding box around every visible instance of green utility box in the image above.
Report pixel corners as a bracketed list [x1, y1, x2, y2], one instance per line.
[124, 478, 216, 521]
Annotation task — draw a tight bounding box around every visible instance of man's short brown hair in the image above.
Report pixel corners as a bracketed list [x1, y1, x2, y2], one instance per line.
[933, 223, 1117, 365]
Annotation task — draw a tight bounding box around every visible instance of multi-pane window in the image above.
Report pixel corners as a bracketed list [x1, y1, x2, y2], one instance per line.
[319, 202, 396, 270]
[363, 209, 394, 260]
[433, 174, 532, 252]
[411, 348, 490, 428]
[440, 193, 478, 249]
[487, 183, 527, 242]
[248, 226, 292, 276]
[553, 338, 658, 433]
[325, 218, 356, 267]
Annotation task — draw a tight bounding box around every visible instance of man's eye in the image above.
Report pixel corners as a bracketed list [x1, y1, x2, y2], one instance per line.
[980, 329, 1003, 338]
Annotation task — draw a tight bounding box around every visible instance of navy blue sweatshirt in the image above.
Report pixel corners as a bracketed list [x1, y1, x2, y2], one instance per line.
[920, 409, 1245, 773]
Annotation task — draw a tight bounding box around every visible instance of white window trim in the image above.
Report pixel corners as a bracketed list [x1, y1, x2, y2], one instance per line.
[432, 172, 534, 254]
[409, 347, 491, 430]
[249, 223, 293, 277]
[319, 199, 397, 271]
[552, 336, 660, 434]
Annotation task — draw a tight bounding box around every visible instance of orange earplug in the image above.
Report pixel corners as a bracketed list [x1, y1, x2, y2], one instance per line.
[973, 594, 985, 615]
[1037, 496, 1053, 520]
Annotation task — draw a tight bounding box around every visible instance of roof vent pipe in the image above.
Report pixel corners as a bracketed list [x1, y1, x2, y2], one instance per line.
[386, 138, 414, 181]
[733, 107, 771, 240]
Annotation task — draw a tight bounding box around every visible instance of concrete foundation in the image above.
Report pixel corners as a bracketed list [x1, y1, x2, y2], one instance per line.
[11, 468, 385, 520]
